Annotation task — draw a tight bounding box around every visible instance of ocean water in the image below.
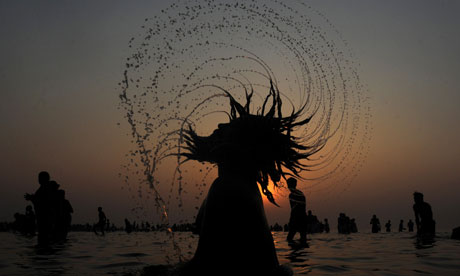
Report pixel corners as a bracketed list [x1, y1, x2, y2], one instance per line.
[1, 231, 459, 276]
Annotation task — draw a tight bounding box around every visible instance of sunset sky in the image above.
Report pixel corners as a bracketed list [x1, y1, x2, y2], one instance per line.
[1, 0, 459, 231]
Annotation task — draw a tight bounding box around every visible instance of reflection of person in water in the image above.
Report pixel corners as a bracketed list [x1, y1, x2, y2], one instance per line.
[286, 178, 307, 245]
[413, 192, 435, 236]
[181, 81, 321, 276]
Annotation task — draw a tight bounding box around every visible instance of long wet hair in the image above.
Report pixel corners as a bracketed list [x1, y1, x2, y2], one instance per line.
[182, 79, 324, 206]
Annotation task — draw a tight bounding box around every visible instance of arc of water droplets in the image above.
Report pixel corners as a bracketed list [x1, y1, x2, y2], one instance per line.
[119, 0, 371, 262]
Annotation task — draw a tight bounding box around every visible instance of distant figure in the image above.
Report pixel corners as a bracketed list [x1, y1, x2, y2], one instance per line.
[324, 219, 330, 233]
[24, 205, 36, 236]
[350, 218, 358, 233]
[385, 220, 391, 232]
[407, 219, 414, 232]
[283, 224, 289, 232]
[399, 220, 405, 232]
[338, 213, 351, 234]
[125, 219, 133, 233]
[370, 215, 381, 233]
[286, 178, 307, 245]
[94, 207, 107, 235]
[413, 192, 435, 236]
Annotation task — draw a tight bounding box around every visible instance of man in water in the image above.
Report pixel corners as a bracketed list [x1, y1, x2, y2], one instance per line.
[407, 219, 414, 232]
[24, 171, 53, 243]
[370, 214, 381, 233]
[385, 220, 391, 232]
[286, 178, 307, 245]
[94, 207, 107, 235]
[413, 192, 435, 236]
[399, 220, 405, 232]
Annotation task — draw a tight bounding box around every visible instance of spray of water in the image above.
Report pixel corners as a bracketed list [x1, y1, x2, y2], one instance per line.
[119, 0, 371, 263]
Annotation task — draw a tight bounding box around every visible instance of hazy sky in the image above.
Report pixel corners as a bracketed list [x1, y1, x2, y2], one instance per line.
[1, 0, 459, 231]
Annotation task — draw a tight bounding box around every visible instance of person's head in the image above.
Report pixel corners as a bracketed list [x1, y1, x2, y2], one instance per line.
[324, 218, 328, 222]
[26, 205, 33, 211]
[38, 171, 50, 185]
[182, 81, 323, 207]
[287, 177, 297, 190]
[308, 210, 312, 215]
[372, 214, 376, 218]
[98, 207, 102, 212]
[413, 192, 424, 203]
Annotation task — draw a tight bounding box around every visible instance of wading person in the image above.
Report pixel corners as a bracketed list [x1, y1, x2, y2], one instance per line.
[93, 207, 107, 236]
[24, 171, 53, 243]
[370, 214, 381, 233]
[286, 178, 307, 245]
[413, 192, 435, 236]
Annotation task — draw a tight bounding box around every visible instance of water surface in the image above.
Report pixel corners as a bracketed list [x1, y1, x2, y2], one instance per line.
[1, 231, 459, 275]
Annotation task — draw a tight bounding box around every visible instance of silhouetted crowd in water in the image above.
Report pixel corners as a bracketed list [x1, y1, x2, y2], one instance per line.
[21, 171, 74, 243]
[7, 172, 460, 243]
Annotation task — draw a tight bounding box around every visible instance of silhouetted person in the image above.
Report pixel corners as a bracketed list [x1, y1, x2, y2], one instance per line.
[24, 171, 53, 243]
[385, 220, 391, 232]
[306, 210, 320, 233]
[338, 213, 351, 234]
[350, 218, 358, 233]
[283, 224, 289, 232]
[24, 205, 36, 236]
[56, 190, 73, 239]
[370, 215, 381, 233]
[94, 207, 106, 235]
[286, 178, 307, 245]
[413, 192, 435, 236]
[399, 220, 405, 232]
[407, 219, 414, 232]
[124, 219, 132, 233]
[324, 219, 330, 233]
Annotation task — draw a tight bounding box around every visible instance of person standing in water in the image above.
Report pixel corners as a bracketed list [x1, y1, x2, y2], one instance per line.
[286, 177, 307, 245]
[324, 218, 330, 233]
[370, 214, 381, 233]
[407, 219, 414, 232]
[94, 207, 107, 236]
[399, 220, 405, 232]
[385, 220, 391, 232]
[24, 171, 53, 243]
[413, 192, 435, 236]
